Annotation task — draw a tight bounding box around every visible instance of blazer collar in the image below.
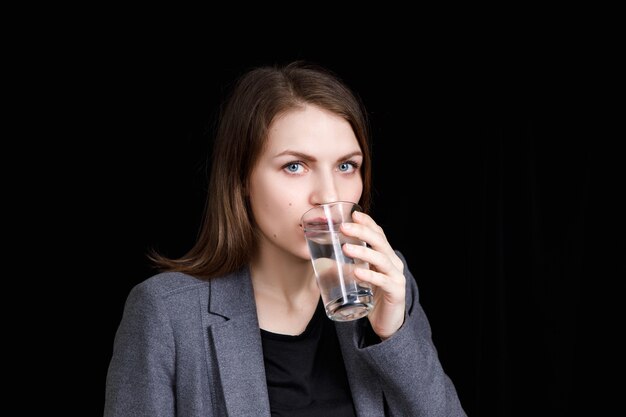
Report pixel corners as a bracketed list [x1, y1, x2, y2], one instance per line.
[209, 267, 257, 319]
[206, 268, 271, 416]
[205, 268, 383, 416]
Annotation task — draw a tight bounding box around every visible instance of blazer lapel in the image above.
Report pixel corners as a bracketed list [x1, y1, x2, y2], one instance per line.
[207, 269, 271, 417]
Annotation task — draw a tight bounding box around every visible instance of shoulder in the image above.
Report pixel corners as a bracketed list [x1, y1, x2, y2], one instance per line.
[126, 271, 210, 306]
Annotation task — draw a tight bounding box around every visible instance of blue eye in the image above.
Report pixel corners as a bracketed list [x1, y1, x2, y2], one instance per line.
[338, 161, 359, 172]
[284, 162, 303, 174]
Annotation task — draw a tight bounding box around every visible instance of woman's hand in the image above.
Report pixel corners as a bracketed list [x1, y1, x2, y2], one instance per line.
[341, 211, 406, 340]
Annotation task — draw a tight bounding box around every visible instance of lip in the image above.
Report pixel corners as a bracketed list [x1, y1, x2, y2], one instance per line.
[302, 217, 341, 232]
[301, 201, 360, 231]
[303, 216, 330, 224]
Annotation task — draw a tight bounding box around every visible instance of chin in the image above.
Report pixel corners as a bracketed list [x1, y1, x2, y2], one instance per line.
[279, 242, 310, 262]
[297, 247, 312, 261]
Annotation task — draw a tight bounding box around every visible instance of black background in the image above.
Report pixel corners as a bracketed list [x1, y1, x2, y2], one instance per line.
[47, 27, 622, 416]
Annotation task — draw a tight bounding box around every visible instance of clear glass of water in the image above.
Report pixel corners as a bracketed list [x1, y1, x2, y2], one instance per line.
[301, 201, 374, 321]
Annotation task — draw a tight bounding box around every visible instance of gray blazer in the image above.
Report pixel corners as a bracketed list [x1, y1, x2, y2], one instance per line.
[104, 251, 466, 416]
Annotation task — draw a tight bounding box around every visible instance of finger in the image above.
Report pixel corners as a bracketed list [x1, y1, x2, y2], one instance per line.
[351, 211, 386, 238]
[343, 243, 399, 276]
[342, 225, 403, 272]
[342, 212, 404, 271]
[353, 268, 405, 302]
[341, 217, 389, 253]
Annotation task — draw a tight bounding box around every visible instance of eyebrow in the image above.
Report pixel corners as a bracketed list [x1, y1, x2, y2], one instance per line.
[274, 150, 363, 161]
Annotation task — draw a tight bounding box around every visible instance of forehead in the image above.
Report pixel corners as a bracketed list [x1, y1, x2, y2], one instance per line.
[265, 105, 359, 152]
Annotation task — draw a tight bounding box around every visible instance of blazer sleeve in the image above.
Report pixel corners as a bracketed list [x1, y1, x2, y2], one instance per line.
[104, 282, 176, 417]
[360, 250, 467, 417]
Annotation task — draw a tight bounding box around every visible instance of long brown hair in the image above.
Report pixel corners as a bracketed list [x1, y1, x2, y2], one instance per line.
[149, 61, 373, 279]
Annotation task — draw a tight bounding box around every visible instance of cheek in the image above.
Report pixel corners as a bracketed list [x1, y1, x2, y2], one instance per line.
[249, 175, 280, 208]
[341, 179, 363, 202]
[249, 186, 301, 230]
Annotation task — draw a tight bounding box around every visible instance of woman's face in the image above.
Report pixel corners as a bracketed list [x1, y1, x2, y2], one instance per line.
[248, 104, 364, 260]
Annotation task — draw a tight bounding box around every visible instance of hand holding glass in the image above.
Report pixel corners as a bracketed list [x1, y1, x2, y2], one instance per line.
[301, 201, 374, 321]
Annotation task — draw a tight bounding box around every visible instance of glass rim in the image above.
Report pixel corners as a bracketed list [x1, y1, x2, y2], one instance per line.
[300, 200, 362, 224]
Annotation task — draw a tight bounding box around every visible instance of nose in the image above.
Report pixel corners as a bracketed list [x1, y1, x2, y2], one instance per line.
[310, 171, 339, 205]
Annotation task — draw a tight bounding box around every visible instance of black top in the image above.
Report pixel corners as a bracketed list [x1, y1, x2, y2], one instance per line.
[260, 299, 357, 417]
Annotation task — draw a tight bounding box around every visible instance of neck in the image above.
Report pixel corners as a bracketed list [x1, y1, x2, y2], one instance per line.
[250, 242, 321, 335]
[250, 244, 317, 302]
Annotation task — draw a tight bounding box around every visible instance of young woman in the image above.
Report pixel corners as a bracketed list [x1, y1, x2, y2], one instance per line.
[104, 60, 467, 416]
